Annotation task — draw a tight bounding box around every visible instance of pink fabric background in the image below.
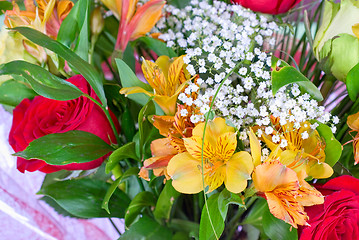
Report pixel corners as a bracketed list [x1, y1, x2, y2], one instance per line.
[0, 105, 123, 240]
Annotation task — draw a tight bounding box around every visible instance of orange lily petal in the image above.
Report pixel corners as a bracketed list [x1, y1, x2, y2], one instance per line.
[127, 0, 165, 41]
[167, 152, 203, 194]
[141, 58, 165, 92]
[225, 151, 253, 193]
[306, 161, 333, 179]
[42, 0, 56, 25]
[297, 180, 324, 206]
[153, 115, 175, 137]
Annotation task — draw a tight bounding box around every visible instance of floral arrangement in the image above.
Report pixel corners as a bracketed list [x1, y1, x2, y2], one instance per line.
[0, 0, 359, 239]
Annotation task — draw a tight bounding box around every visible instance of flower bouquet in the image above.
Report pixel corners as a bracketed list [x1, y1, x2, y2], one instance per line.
[1, 0, 359, 239]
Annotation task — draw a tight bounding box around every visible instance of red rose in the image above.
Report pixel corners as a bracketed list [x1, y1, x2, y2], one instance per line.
[9, 75, 119, 173]
[232, 0, 302, 15]
[299, 175, 359, 240]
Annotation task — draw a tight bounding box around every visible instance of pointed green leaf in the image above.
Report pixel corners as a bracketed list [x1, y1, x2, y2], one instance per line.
[39, 178, 130, 218]
[0, 79, 36, 106]
[0, 61, 82, 100]
[106, 142, 139, 174]
[102, 166, 140, 213]
[12, 27, 106, 105]
[199, 193, 224, 240]
[125, 191, 156, 227]
[154, 180, 180, 222]
[14, 130, 114, 165]
[137, 36, 177, 58]
[271, 57, 323, 101]
[346, 62, 359, 101]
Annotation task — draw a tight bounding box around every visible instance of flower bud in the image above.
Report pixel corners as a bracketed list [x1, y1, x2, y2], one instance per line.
[313, 0, 359, 81]
[91, 7, 105, 36]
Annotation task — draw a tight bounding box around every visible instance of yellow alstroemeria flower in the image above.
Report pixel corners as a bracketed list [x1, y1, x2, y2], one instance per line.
[259, 118, 333, 179]
[101, 0, 165, 51]
[249, 129, 324, 228]
[120, 55, 190, 115]
[167, 118, 254, 194]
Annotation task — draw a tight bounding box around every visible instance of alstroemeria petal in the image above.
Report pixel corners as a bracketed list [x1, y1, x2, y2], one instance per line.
[142, 59, 165, 91]
[248, 128, 261, 167]
[297, 180, 324, 206]
[347, 111, 359, 131]
[42, 0, 56, 25]
[128, 0, 165, 41]
[252, 160, 298, 192]
[307, 161, 333, 179]
[57, 1, 74, 21]
[353, 23, 359, 39]
[183, 136, 215, 160]
[216, 132, 237, 161]
[119, 86, 154, 97]
[150, 138, 178, 157]
[153, 115, 174, 137]
[225, 151, 253, 193]
[167, 152, 203, 194]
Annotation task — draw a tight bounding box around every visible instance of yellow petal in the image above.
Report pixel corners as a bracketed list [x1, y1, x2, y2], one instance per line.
[225, 151, 254, 193]
[205, 167, 226, 193]
[119, 86, 153, 97]
[42, 0, 56, 25]
[155, 55, 171, 81]
[306, 161, 333, 179]
[167, 152, 203, 194]
[353, 23, 359, 39]
[168, 55, 185, 92]
[141, 59, 165, 93]
[216, 132, 237, 161]
[152, 94, 178, 116]
[347, 111, 359, 131]
[193, 118, 234, 146]
[252, 161, 298, 193]
[183, 136, 215, 161]
[125, 0, 138, 23]
[248, 128, 262, 167]
[261, 133, 278, 151]
[101, 0, 121, 19]
[128, 0, 165, 41]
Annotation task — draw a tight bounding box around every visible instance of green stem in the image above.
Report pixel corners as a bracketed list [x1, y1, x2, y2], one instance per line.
[319, 75, 336, 105]
[225, 197, 257, 240]
[83, 94, 120, 145]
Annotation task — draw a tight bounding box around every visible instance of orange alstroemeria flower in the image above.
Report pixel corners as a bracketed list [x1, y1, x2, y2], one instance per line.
[259, 117, 333, 179]
[101, 0, 165, 52]
[167, 118, 254, 194]
[347, 111, 359, 164]
[139, 104, 195, 180]
[249, 130, 324, 228]
[5, 0, 73, 39]
[120, 55, 191, 115]
[252, 160, 323, 228]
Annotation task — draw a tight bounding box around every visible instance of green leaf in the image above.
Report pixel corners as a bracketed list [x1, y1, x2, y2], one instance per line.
[119, 215, 172, 240]
[39, 178, 130, 218]
[40, 196, 80, 218]
[102, 166, 139, 214]
[116, 58, 153, 106]
[137, 37, 177, 58]
[13, 27, 106, 105]
[315, 122, 342, 167]
[0, 79, 36, 106]
[123, 44, 136, 72]
[169, 219, 200, 239]
[167, 0, 191, 9]
[271, 57, 323, 101]
[14, 130, 114, 165]
[138, 98, 156, 158]
[346, 62, 359, 101]
[218, 189, 245, 219]
[262, 201, 298, 240]
[199, 193, 225, 240]
[0, 61, 82, 100]
[154, 180, 180, 222]
[106, 142, 139, 174]
[125, 191, 157, 227]
[57, 0, 91, 61]
[0, 1, 12, 15]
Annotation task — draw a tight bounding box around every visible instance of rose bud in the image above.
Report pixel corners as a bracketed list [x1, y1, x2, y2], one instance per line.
[232, 0, 302, 15]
